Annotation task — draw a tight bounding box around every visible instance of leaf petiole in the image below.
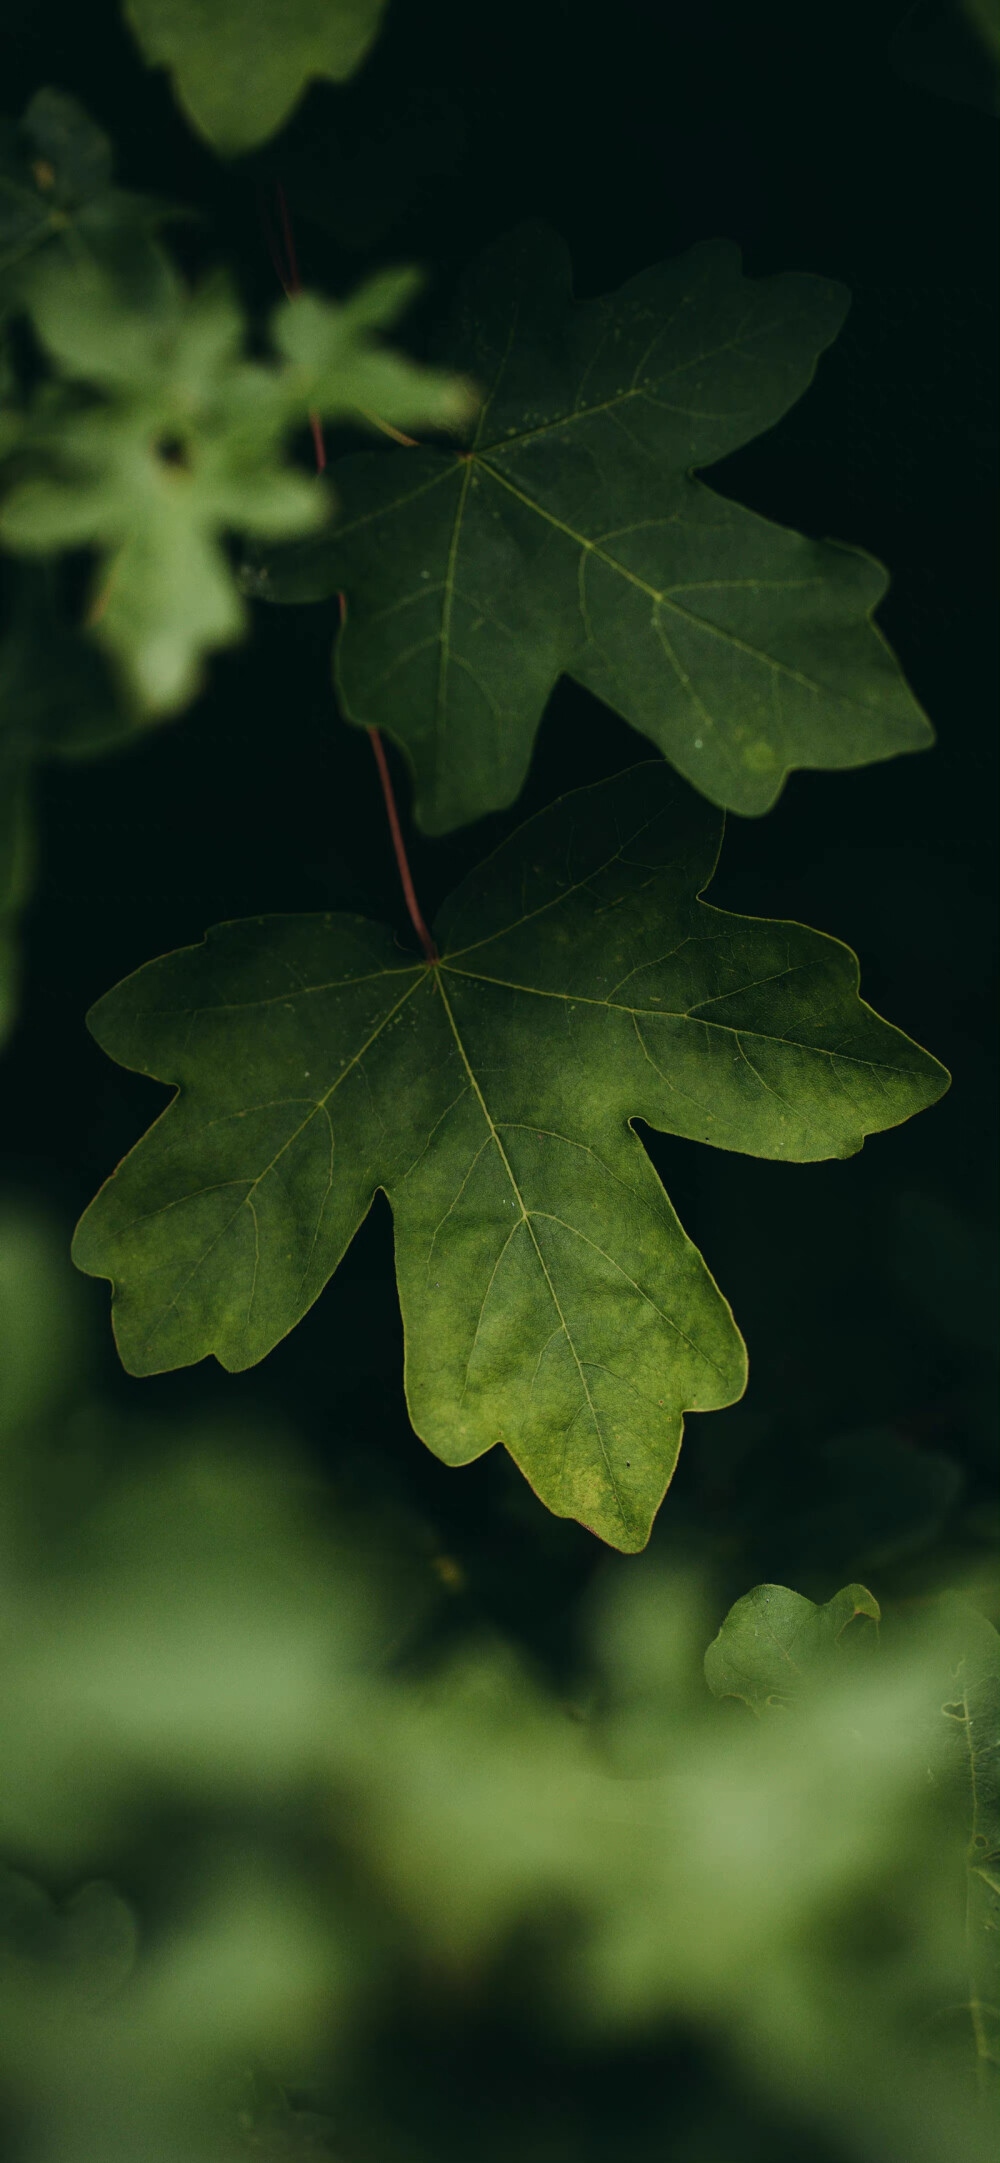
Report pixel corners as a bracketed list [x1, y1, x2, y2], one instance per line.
[265, 182, 433, 960]
[366, 719, 438, 964]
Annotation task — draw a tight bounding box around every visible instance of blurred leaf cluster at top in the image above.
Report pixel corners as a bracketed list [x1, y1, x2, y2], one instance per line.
[0, 82, 473, 1050]
[0, 1194, 995, 2163]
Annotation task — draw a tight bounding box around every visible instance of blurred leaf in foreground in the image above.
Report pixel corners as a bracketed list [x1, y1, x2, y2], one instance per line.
[0, 253, 475, 712]
[0, 1205, 995, 2163]
[924, 1597, 1000, 2071]
[125, 0, 389, 154]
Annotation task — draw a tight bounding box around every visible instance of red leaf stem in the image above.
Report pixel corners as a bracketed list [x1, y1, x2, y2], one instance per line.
[366, 721, 439, 965]
[261, 184, 434, 960]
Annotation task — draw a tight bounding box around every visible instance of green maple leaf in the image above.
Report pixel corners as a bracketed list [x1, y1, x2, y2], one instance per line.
[0, 253, 474, 713]
[707, 1583, 1000, 2066]
[703, 1581, 882, 1714]
[125, 0, 388, 153]
[73, 765, 947, 1551]
[249, 224, 932, 833]
[0, 88, 174, 298]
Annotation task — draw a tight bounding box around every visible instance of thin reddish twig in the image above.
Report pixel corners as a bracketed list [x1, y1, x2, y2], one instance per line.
[308, 411, 327, 472]
[260, 185, 435, 962]
[266, 182, 326, 469]
[366, 724, 438, 964]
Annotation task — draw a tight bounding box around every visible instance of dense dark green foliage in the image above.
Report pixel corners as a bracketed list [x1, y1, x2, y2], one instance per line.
[0, 2, 996, 2160]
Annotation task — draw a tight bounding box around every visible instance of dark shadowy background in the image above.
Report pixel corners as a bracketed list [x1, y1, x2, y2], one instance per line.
[0, 15, 996, 2147]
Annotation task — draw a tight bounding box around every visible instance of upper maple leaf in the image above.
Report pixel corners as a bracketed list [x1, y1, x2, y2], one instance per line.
[248, 223, 932, 832]
[73, 764, 948, 1551]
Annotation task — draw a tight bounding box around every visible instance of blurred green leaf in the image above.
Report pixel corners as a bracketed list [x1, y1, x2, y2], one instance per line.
[0, 253, 475, 711]
[0, 1192, 995, 2163]
[0, 88, 175, 301]
[704, 1582, 881, 1713]
[924, 1599, 1000, 2069]
[0, 1868, 136, 2006]
[72, 764, 947, 1550]
[0, 1200, 91, 1434]
[125, 0, 389, 153]
[249, 222, 932, 834]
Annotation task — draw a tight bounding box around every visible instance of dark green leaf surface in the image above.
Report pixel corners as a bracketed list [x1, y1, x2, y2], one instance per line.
[73, 765, 948, 1549]
[125, 0, 388, 153]
[250, 225, 933, 832]
[705, 1582, 999, 2063]
[704, 1581, 882, 1713]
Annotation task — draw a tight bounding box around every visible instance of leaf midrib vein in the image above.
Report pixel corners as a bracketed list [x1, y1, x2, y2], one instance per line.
[476, 310, 801, 456]
[439, 961, 913, 1076]
[435, 971, 628, 1534]
[437, 457, 474, 727]
[471, 458, 860, 705]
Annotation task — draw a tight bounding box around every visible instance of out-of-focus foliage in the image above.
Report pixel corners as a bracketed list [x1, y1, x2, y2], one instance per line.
[125, 0, 390, 154]
[0, 1201, 995, 2163]
[703, 1579, 881, 1710]
[0, 243, 475, 713]
[0, 87, 473, 1044]
[0, 88, 172, 302]
[923, 1597, 1000, 2070]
